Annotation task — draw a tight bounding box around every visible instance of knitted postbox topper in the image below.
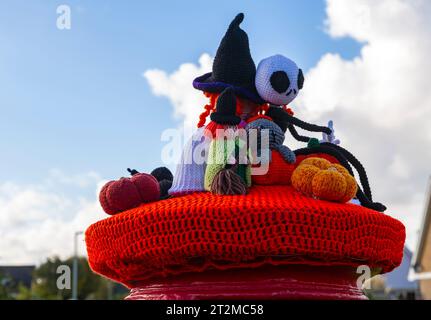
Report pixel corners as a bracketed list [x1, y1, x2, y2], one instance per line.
[86, 184, 405, 288]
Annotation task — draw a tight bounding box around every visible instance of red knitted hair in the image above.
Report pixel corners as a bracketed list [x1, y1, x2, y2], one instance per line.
[197, 92, 269, 128]
[246, 114, 272, 123]
[197, 93, 218, 128]
[204, 121, 228, 138]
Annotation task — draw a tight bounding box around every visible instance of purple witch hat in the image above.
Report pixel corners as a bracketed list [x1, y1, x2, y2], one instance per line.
[193, 13, 264, 104]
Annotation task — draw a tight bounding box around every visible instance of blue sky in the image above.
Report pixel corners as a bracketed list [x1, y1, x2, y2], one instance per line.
[0, 0, 362, 185]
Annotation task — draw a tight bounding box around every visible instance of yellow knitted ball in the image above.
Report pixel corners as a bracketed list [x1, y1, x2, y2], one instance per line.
[291, 157, 358, 203]
[299, 157, 331, 170]
[291, 164, 321, 196]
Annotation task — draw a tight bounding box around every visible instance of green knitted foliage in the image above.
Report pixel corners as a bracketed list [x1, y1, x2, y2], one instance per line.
[307, 138, 320, 148]
[204, 137, 251, 191]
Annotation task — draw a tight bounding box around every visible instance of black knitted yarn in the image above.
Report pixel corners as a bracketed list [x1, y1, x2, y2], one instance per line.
[265, 106, 332, 136]
[210, 88, 241, 125]
[127, 168, 140, 176]
[294, 145, 386, 212]
[193, 13, 262, 101]
[266, 106, 289, 132]
[211, 13, 256, 88]
[151, 167, 173, 182]
[159, 179, 173, 199]
[320, 142, 373, 202]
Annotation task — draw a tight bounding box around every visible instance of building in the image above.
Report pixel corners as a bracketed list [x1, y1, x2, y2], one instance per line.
[384, 248, 420, 299]
[412, 177, 431, 299]
[365, 247, 420, 299]
[0, 265, 35, 297]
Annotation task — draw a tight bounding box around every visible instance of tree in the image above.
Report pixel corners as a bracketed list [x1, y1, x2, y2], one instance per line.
[0, 270, 21, 300]
[29, 256, 127, 300]
[0, 271, 12, 299]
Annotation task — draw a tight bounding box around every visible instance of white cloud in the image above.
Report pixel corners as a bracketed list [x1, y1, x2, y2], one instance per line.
[144, 0, 431, 251]
[388, 155, 411, 180]
[297, 0, 431, 128]
[294, 0, 431, 250]
[143, 53, 213, 131]
[0, 170, 106, 265]
[46, 169, 101, 188]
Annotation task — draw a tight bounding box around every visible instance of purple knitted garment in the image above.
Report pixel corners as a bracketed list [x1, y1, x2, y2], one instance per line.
[168, 128, 210, 196]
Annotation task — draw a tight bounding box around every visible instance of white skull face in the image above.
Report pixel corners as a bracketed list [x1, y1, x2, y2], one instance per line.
[255, 54, 304, 106]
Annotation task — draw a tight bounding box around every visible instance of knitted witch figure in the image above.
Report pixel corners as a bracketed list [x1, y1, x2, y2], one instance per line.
[204, 88, 251, 195]
[193, 13, 265, 128]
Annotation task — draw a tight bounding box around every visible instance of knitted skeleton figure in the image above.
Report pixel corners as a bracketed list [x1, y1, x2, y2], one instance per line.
[255, 54, 387, 212]
[255, 54, 303, 106]
[256, 54, 332, 141]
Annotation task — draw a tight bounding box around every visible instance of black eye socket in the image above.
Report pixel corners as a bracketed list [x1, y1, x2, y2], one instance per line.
[297, 69, 304, 90]
[270, 71, 290, 94]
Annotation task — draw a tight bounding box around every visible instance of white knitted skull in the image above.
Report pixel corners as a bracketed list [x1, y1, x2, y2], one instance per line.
[255, 54, 304, 106]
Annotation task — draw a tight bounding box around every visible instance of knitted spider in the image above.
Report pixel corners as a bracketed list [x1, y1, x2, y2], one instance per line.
[256, 54, 386, 212]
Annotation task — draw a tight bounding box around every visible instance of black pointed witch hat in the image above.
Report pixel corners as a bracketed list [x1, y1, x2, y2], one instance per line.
[210, 87, 241, 125]
[193, 13, 264, 104]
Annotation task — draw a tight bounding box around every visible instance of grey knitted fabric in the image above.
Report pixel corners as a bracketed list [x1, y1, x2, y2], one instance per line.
[246, 118, 296, 164]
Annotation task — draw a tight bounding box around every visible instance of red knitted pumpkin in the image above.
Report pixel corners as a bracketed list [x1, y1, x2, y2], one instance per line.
[99, 173, 160, 215]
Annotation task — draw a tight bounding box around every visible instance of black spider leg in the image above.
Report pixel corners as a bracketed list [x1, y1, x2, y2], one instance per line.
[287, 123, 311, 143]
[286, 114, 332, 135]
[270, 109, 385, 211]
[284, 114, 373, 202]
[294, 145, 386, 212]
[265, 106, 331, 137]
[320, 142, 373, 202]
[286, 114, 375, 204]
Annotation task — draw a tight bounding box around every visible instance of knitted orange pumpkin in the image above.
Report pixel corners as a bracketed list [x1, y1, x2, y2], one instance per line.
[291, 157, 357, 203]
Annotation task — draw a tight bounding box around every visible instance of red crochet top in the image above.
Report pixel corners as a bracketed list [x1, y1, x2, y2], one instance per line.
[86, 183, 405, 288]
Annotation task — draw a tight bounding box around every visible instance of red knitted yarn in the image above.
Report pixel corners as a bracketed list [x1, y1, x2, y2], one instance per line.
[252, 150, 295, 185]
[86, 185, 405, 288]
[252, 152, 340, 185]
